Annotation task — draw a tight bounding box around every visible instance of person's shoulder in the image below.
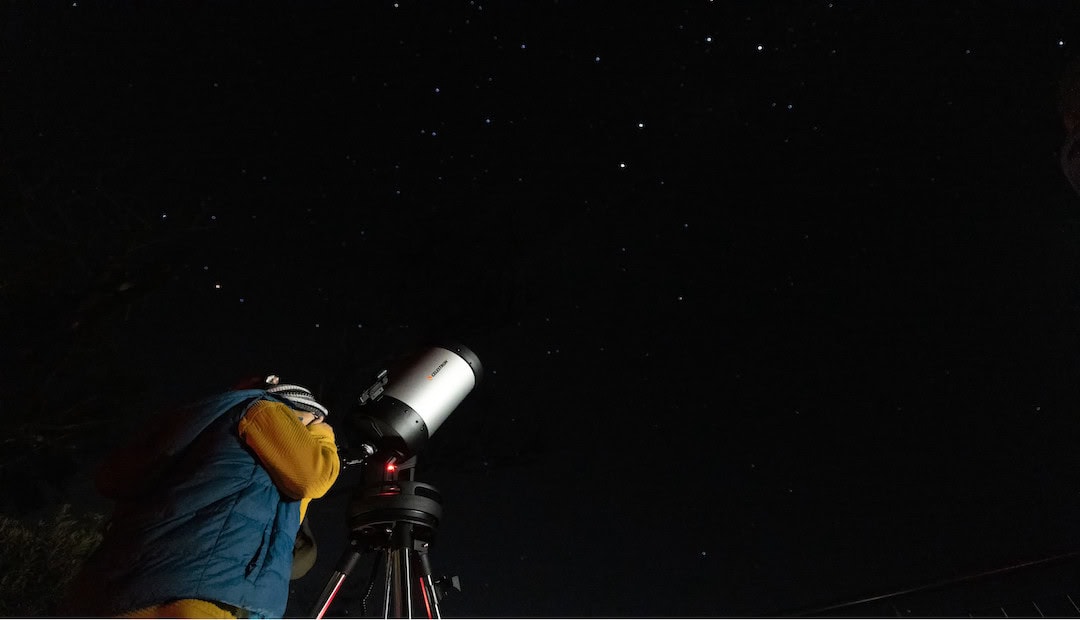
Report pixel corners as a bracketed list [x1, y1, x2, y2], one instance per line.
[243, 397, 295, 420]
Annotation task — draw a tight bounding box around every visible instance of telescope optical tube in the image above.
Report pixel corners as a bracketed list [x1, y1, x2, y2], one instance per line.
[352, 343, 482, 460]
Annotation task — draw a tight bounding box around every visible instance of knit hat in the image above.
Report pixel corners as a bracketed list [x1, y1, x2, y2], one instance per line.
[263, 374, 329, 419]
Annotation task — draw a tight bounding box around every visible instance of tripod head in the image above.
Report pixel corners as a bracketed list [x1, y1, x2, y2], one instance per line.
[348, 455, 441, 547]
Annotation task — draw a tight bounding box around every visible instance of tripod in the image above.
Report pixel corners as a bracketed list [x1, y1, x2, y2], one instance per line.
[310, 455, 458, 618]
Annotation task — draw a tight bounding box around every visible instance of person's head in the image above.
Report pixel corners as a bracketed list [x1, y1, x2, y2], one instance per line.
[234, 374, 329, 425]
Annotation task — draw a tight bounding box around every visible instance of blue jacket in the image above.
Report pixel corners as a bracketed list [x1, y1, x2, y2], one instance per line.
[68, 390, 305, 618]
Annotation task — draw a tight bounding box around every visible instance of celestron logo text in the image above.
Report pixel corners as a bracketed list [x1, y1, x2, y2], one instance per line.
[427, 360, 448, 380]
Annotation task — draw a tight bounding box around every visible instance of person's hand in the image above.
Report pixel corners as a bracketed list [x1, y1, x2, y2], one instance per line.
[296, 411, 318, 426]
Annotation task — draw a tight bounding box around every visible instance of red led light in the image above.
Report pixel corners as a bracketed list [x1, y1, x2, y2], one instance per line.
[386, 463, 397, 472]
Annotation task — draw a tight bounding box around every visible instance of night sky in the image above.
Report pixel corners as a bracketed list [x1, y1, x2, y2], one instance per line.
[5, 1, 1080, 617]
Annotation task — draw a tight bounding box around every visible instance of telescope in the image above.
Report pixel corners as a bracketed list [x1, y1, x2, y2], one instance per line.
[350, 342, 483, 464]
[310, 343, 483, 618]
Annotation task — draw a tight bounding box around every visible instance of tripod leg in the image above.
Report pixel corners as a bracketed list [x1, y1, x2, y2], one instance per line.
[382, 547, 393, 618]
[417, 550, 441, 619]
[310, 544, 363, 619]
[389, 523, 414, 617]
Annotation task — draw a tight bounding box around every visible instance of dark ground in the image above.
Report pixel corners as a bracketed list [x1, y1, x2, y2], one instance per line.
[4, 1, 1080, 617]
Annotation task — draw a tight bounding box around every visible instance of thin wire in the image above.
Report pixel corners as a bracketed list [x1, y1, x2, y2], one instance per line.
[360, 549, 384, 617]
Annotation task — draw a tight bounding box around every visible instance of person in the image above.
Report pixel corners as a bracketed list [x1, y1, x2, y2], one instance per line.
[60, 375, 341, 619]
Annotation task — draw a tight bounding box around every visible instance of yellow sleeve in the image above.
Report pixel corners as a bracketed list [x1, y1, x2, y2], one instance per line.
[237, 400, 340, 501]
[122, 598, 238, 618]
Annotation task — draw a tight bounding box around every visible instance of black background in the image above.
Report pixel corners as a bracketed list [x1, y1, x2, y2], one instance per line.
[5, 1, 1080, 617]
